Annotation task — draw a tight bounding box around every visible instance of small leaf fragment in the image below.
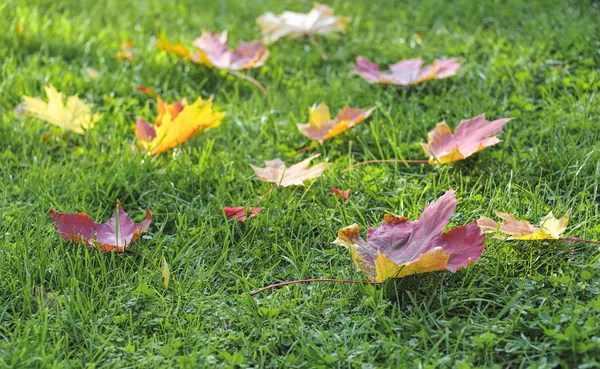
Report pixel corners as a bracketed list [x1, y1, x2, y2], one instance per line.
[223, 207, 262, 222]
[161, 257, 170, 289]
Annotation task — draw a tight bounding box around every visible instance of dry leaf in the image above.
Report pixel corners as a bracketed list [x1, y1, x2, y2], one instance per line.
[49, 201, 152, 252]
[334, 189, 485, 282]
[250, 154, 332, 187]
[421, 114, 512, 164]
[297, 102, 375, 143]
[21, 85, 100, 134]
[257, 4, 348, 44]
[135, 96, 226, 155]
[353, 56, 461, 86]
[477, 211, 569, 240]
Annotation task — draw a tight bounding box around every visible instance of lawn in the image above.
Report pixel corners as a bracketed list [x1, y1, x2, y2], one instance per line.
[1, 0, 600, 367]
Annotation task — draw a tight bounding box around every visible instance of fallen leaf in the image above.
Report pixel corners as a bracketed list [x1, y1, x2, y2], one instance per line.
[116, 40, 135, 61]
[330, 187, 350, 202]
[158, 31, 269, 70]
[297, 102, 375, 143]
[49, 201, 152, 252]
[161, 257, 170, 289]
[85, 67, 100, 80]
[21, 85, 100, 134]
[421, 114, 512, 164]
[15, 23, 25, 36]
[353, 56, 461, 86]
[137, 86, 158, 98]
[257, 4, 348, 44]
[333, 189, 485, 282]
[477, 211, 569, 240]
[250, 154, 332, 187]
[135, 96, 226, 155]
[223, 207, 262, 222]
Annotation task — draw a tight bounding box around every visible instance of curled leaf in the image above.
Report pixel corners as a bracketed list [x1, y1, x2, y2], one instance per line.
[330, 187, 350, 202]
[135, 96, 226, 155]
[250, 154, 332, 187]
[257, 4, 348, 44]
[421, 114, 512, 164]
[477, 211, 569, 240]
[353, 56, 461, 86]
[158, 31, 269, 71]
[49, 201, 152, 252]
[223, 207, 263, 222]
[297, 102, 375, 143]
[333, 189, 485, 282]
[21, 85, 100, 134]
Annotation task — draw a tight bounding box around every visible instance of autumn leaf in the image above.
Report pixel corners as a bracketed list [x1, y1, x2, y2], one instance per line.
[330, 188, 350, 202]
[137, 86, 158, 98]
[250, 154, 332, 187]
[49, 201, 152, 252]
[297, 102, 375, 143]
[353, 56, 461, 86]
[21, 85, 100, 134]
[157, 31, 269, 70]
[116, 40, 135, 61]
[257, 4, 348, 44]
[135, 96, 226, 155]
[161, 257, 170, 289]
[223, 207, 262, 222]
[477, 211, 569, 240]
[421, 114, 512, 164]
[333, 189, 485, 282]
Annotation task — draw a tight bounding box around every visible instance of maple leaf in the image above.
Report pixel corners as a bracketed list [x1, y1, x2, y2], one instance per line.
[223, 207, 263, 222]
[250, 154, 332, 187]
[421, 114, 512, 164]
[333, 189, 485, 282]
[330, 187, 350, 202]
[157, 31, 269, 71]
[135, 96, 226, 155]
[353, 56, 461, 86]
[49, 201, 152, 252]
[21, 85, 100, 134]
[297, 102, 375, 143]
[477, 211, 569, 240]
[257, 4, 348, 44]
[116, 40, 135, 61]
[161, 257, 170, 289]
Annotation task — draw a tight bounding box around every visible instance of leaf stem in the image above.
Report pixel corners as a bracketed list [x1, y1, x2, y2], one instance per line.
[123, 248, 152, 263]
[564, 237, 600, 246]
[307, 34, 328, 61]
[296, 142, 319, 155]
[249, 278, 380, 296]
[341, 159, 429, 174]
[228, 70, 268, 97]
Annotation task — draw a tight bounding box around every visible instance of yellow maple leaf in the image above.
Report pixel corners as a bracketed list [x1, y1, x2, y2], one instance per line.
[21, 85, 100, 134]
[477, 210, 569, 240]
[136, 96, 226, 155]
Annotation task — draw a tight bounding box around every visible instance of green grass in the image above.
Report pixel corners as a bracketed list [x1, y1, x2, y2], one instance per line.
[1, 0, 600, 367]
